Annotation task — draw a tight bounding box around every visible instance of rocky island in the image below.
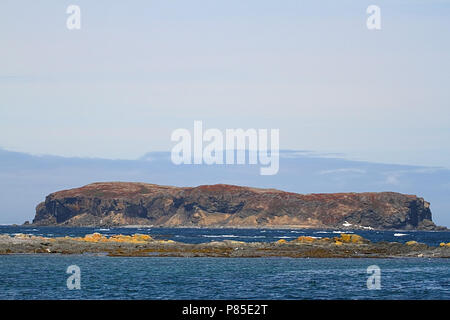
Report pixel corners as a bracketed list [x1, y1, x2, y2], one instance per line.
[32, 182, 445, 230]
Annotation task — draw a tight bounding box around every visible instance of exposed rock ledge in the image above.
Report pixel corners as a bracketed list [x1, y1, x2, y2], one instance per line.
[32, 182, 447, 230]
[1, 233, 450, 258]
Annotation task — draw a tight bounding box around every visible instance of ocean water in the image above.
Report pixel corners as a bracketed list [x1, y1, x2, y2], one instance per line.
[1, 226, 449, 300]
[0, 256, 449, 300]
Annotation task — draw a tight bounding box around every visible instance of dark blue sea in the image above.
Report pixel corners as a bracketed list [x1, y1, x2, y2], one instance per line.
[0, 226, 449, 300]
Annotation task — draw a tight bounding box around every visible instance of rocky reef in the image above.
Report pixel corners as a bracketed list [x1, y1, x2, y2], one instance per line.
[1, 233, 449, 258]
[32, 182, 446, 230]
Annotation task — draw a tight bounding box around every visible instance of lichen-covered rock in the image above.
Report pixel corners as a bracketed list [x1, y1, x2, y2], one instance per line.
[32, 182, 444, 230]
[294, 236, 316, 242]
[133, 234, 152, 242]
[334, 233, 366, 244]
[68, 233, 153, 244]
[1, 233, 449, 258]
[82, 233, 106, 242]
[333, 233, 370, 244]
[337, 234, 351, 243]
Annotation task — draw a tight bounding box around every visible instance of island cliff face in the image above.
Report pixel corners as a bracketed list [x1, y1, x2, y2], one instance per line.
[33, 182, 443, 230]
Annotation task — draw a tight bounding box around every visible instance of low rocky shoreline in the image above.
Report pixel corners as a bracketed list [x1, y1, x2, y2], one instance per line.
[1, 233, 450, 258]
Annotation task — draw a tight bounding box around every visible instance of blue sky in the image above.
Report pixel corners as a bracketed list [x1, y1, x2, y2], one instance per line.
[1, 1, 449, 166]
[0, 1, 450, 225]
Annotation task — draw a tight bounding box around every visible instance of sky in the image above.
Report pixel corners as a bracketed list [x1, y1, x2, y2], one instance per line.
[0, 0, 449, 166]
[0, 1, 450, 226]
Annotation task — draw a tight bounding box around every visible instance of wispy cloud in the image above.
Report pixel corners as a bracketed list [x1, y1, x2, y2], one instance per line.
[381, 167, 445, 186]
[384, 173, 401, 185]
[319, 168, 366, 175]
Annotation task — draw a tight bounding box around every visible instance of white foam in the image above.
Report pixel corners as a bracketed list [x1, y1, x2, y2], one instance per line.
[394, 233, 408, 237]
[202, 235, 239, 238]
[243, 236, 266, 238]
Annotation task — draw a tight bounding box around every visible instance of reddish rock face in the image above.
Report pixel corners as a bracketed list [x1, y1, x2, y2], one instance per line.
[33, 182, 440, 230]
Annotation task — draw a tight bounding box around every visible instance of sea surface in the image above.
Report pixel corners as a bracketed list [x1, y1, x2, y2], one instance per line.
[0, 256, 449, 300]
[0, 226, 449, 300]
